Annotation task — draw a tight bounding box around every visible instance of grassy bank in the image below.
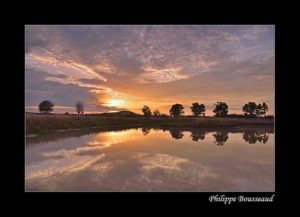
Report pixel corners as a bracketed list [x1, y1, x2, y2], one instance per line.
[26, 113, 274, 134]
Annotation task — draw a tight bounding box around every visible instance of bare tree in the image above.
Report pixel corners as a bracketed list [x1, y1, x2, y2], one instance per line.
[75, 101, 84, 117]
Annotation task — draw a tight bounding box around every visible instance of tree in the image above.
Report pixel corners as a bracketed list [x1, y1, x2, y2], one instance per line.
[213, 101, 228, 117]
[142, 105, 151, 116]
[243, 131, 269, 144]
[255, 104, 264, 117]
[169, 129, 184, 139]
[190, 102, 206, 116]
[142, 127, 151, 135]
[213, 131, 229, 146]
[242, 102, 257, 116]
[261, 102, 269, 117]
[190, 129, 206, 141]
[243, 102, 269, 117]
[169, 104, 185, 117]
[153, 109, 160, 117]
[75, 101, 84, 117]
[256, 103, 269, 117]
[38, 100, 54, 113]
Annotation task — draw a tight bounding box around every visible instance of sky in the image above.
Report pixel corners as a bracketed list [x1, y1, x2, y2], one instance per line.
[25, 25, 275, 116]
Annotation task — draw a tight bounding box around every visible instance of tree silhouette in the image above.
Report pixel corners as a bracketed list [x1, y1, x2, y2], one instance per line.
[142, 127, 151, 135]
[190, 102, 206, 117]
[190, 130, 206, 141]
[213, 131, 229, 146]
[169, 104, 184, 117]
[142, 105, 152, 116]
[169, 129, 184, 139]
[242, 102, 257, 116]
[256, 102, 268, 117]
[255, 104, 264, 117]
[75, 101, 84, 117]
[260, 132, 269, 144]
[243, 131, 269, 144]
[262, 102, 269, 116]
[213, 102, 228, 117]
[153, 109, 160, 117]
[38, 100, 54, 113]
[243, 102, 269, 117]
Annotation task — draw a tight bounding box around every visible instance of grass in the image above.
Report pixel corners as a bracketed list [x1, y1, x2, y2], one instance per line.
[26, 113, 274, 135]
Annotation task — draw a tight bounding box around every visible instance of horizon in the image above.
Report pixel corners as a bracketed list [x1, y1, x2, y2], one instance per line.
[25, 103, 273, 116]
[25, 25, 275, 116]
[25, 108, 274, 117]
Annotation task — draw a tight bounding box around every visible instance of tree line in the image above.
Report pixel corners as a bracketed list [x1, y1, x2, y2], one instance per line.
[36, 100, 271, 118]
[38, 100, 84, 117]
[142, 101, 270, 118]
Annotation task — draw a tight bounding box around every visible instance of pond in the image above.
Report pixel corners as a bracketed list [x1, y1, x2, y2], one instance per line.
[25, 127, 275, 192]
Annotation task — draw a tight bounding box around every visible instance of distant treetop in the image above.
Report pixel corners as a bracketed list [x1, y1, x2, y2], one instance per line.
[38, 100, 54, 113]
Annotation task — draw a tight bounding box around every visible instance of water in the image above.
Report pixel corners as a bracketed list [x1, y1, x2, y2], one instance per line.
[25, 127, 275, 192]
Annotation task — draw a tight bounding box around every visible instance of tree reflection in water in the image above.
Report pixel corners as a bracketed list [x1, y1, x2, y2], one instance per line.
[27, 126, 273, 147]
[169, 129, 184, 139]
[141, 127, 151, 135]
[190, 130, 207, 141]
[243, 131, 269, 144]
[213, 131, 229, 146]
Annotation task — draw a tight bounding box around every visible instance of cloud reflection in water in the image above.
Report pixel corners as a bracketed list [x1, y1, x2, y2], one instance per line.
[26, 127, 274, 191]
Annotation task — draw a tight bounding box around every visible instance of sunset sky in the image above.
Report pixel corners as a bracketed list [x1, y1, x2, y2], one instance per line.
[25, 25, 275, 116]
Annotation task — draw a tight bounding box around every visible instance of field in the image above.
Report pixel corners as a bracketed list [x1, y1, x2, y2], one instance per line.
[26, 113, 274, 134]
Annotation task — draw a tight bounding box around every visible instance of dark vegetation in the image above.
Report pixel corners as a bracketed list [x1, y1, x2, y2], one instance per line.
[26, 125, 274, 146]
[26, 100, 274, 134]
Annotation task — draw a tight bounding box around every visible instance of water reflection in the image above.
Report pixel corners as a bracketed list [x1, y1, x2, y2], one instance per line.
[166, 128, 273, 146]
[167, 128, 271, 146]
[213, 131, 229, 146]
[26, 126, 275, 192]
[169, 129, 184, 139]
[190, 130, 206, 141]
[142, 127, 151, 135]
[243, 131, 269, 144]
[27, 127, 274, 146]
[26, 126, 140, 146]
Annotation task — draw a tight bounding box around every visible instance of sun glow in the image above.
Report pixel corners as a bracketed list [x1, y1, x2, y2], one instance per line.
[107, 99, 126, 107]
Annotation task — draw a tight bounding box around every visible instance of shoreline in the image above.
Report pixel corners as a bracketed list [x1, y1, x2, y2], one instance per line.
[26, 124, 274, 145]
[26, 113, 274, 135]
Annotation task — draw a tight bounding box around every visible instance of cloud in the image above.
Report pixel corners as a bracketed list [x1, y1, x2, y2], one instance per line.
[26, 52, 107, 81]
[136, 66, 190, 83]
[26, 153, 106, 181]
[25, 25, 275, 114]
[44, 76, 110, 93]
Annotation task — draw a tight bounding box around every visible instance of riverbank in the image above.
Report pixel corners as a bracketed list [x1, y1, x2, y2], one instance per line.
[26, 113, 274, 134]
